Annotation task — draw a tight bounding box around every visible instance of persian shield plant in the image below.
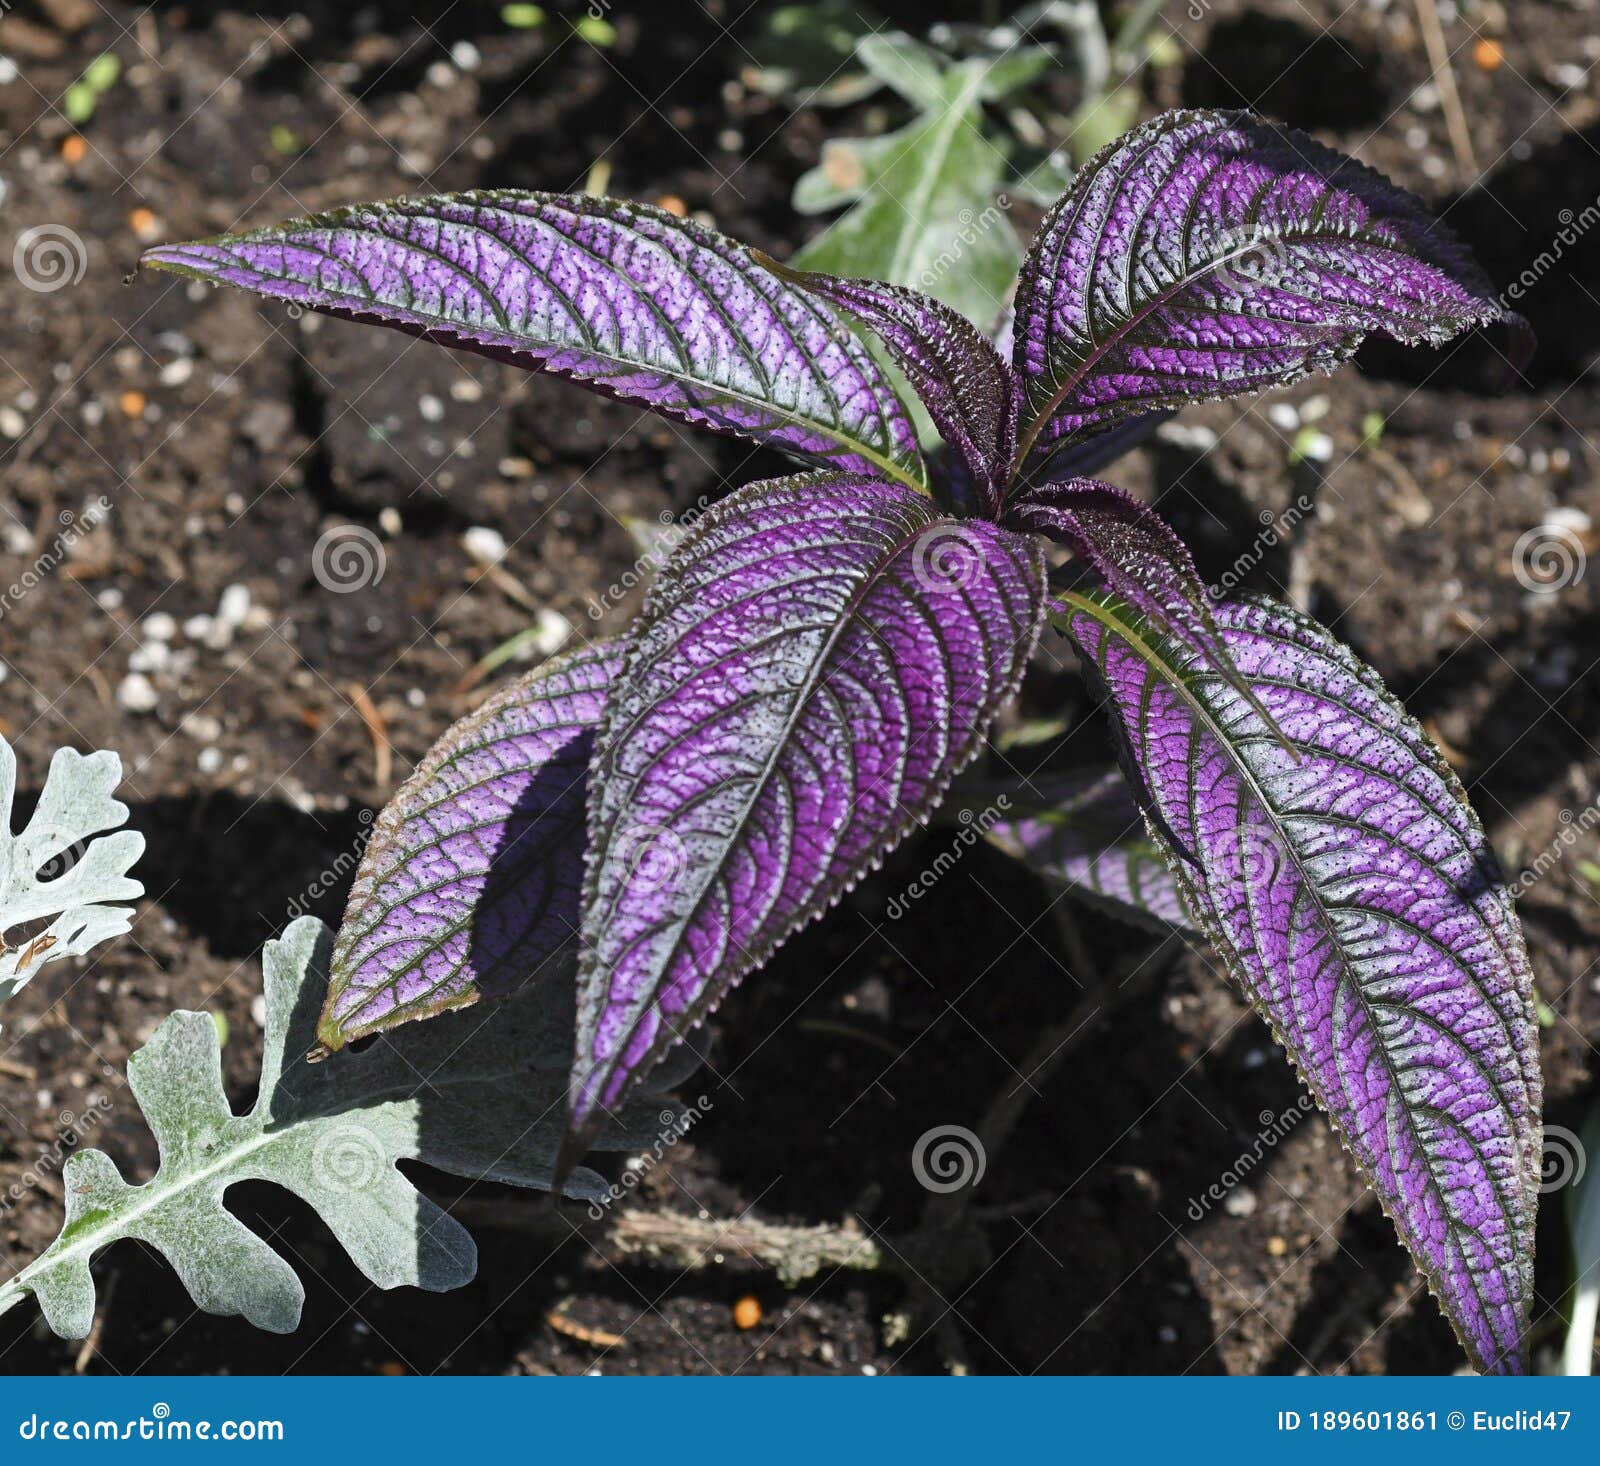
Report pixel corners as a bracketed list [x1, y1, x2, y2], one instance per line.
[142, 110, 1542, 1374]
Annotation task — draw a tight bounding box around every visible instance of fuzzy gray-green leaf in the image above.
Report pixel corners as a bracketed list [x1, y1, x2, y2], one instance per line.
[0, 917, 686, 1339]
[0, 738, 143, 1015]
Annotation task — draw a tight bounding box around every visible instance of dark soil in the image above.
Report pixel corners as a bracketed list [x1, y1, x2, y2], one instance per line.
[1, 0, 1597, 1376]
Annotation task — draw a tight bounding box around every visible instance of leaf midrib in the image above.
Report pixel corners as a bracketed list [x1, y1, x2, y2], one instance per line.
[143, 251, 929, 497]
[1061, 591, 1525, 1359]
[1009, 230, 1450, 482]
[586, 507, 950, 1104]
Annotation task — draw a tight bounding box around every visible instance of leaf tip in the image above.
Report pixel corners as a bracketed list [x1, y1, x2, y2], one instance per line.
[747, 246, 803, 285]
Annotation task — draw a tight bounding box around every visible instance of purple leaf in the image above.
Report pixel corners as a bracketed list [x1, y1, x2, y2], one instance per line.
[142, 195, 925, 491]
[570, 471, 1046, 1140]
[1059, 589, 1542, 1375]
[987, 769, 1195, 931]
[752, 253, 1017, 512]
[1007, 477, 1284, 742]
[319, 640, 623, 1053]
[1037, 410, 1173, 483]
[1011, 109, 1528, 473]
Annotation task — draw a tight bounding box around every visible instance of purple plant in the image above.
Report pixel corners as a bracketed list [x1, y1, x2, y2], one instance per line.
[143, 110, 1542, 1374]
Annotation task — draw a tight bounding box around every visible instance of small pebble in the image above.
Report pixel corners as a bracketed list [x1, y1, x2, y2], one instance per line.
[1298, 430, 1334, 464]
[142, 611, 176, 642]
[159, 357, 193, 388]
[117, 673, 159, 713]
[732, 1295, 762, 1330]
[129, 643, 171, 674]
[183, 712, 223, 742]
[1224, 1189, 1258, 1218]
[449, 379, 483, 403]
[463, 525, 508, 565]
[1157, 423, 1217, 452]
[1266, 1235, 1288, 1258]
[1266, 403, 1300, 432]
[183, 613, 213, 642]
[379, 506, 403, 536]
[197, 747, 223, 775]
[531, 607, 573, 657]
[1546, 506, 1592, 534]
[419, 393, 444, 423]
[0, 406, 25, 440]
[208, 583, 251, 648]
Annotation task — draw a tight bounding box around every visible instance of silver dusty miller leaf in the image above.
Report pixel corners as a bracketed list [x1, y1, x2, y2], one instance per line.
[0, 917, 690, 1339]
[0, 738, 143, 1016]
